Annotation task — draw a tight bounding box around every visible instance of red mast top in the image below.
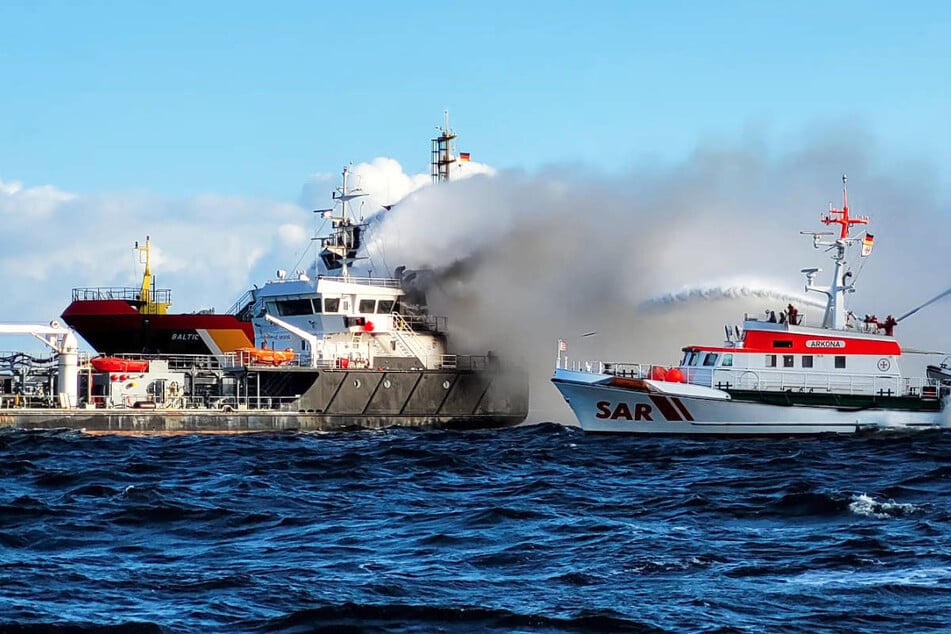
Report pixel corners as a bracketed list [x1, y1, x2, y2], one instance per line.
[822, 174, 868, 239]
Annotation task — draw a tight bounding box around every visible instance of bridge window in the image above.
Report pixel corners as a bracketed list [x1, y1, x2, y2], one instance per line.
[835, 356, 846, 369]
[359, 299, 376, 313]
[783, 355, 794, 368]
[378, 299, 395, 313]
[323, 297, 340, 312]
[703, 353, 718, 367]
[275, 299, 314, 315]
[766, 354, 777, 368]
[802, 355, 813, 368]
[721, 354, 733, 367]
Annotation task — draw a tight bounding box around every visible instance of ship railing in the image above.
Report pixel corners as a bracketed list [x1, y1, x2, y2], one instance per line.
[215, 353, 339, 370]
[0, 393, 58, 409]
[389, 312, 431, 367]
[318, 274, 403, 288]
[438, 354, 500, 371]
[556, 359, 668, 377]
[597, 361, 667, 378]
[71, 287, 173, 305]
[399, 314, 447, 333]
[0, 349, 73, 364]
[225, 289, 256, 316]
[217, 353, 498, 372]
[209, 394, 305, 411]
[565, 359, 943, 399]
[705, 367, 940, 398]
[85, 394, 306, 411]
[99, 352, 228, 370]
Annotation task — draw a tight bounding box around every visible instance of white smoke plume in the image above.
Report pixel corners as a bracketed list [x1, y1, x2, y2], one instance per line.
[363, 132, 951, 422]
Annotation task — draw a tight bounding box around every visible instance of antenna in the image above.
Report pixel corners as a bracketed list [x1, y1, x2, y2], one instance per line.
[821, 173, 869, 239]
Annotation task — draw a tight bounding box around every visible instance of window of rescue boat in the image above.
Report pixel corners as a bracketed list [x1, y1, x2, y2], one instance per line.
[681, 350, 699, 366]
[721, 354, 733, 367]
[703, 353, 718, 367]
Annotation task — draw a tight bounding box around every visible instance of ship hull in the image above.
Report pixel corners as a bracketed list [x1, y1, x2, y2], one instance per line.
[0, 410, 527, 434]
[552, 369, 948, 435]
[61, 300, 254, 355]
[2, 367, 529, 434]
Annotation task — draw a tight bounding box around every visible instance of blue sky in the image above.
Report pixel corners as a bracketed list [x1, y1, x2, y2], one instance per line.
[3, 1, 949, 197]
[2, 0, 951, 368]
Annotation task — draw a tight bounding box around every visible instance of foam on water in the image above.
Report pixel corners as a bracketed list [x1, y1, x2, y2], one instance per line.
[848, 493, 921, 519]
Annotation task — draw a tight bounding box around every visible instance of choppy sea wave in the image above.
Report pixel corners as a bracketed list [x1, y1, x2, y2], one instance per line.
[1, 425, 949, 632]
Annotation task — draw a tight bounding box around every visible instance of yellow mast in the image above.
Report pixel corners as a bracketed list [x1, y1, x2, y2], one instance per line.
[135, 236, 169, 314]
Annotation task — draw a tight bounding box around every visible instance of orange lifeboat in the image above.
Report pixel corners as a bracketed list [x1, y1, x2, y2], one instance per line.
[237, 347, 296, 366]
[90, 356, 150, 373]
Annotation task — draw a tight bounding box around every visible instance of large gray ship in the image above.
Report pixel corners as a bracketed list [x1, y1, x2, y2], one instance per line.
[0, 118, 528, 433]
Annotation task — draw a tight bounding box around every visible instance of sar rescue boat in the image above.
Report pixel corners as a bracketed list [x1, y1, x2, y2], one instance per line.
[551, 176, 950, 435]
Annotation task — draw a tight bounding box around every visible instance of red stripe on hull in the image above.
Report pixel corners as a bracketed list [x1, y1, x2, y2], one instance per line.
[61, 301, 254, 355]
[648, 394, 683, 422]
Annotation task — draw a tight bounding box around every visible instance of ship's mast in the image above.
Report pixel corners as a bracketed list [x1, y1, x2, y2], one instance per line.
[134, 236, 169, 315]
[431, 110, 456, 183]
[803, 175, 869, 329]
[137, 236, 153, 306]
[329, 165, 367, 279]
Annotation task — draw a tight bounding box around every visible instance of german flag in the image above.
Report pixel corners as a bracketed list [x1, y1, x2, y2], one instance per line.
[861, 232, 874, 257]
[459, 152, 470, 162]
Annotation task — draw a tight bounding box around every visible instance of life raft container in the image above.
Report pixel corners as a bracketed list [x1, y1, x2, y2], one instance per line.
[237, 347, 296, 366]
[90, 356, 150, 373]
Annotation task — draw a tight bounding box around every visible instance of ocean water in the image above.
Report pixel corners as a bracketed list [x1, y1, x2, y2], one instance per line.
[1, 425, 949, 633]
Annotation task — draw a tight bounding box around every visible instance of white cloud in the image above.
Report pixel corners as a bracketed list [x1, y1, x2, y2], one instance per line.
[0, 179, 305, 328]
[0, 178, 77, 218]
[299, 156, 492, 216]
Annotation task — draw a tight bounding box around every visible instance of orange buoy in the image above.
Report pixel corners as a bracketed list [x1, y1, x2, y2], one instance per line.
[364, 321, 375, 333]
[666, 367, 685, 382]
